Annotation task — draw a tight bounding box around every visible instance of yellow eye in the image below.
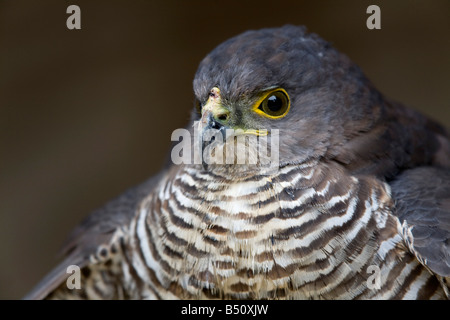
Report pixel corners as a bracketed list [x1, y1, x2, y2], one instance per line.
[254, 89, 290, 119]
[195, 99, 202, 114]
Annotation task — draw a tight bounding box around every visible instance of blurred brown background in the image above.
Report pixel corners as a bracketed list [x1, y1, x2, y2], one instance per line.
[0, 0, 449, 299]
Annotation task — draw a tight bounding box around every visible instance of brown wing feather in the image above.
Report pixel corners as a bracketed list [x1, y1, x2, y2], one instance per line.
[390, 167, 450, 279]
[331, 97, 450, 179]
[24, 172, 164, 300]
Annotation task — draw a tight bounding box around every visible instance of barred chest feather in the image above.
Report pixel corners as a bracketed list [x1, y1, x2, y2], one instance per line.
[122, 161, 445, 300]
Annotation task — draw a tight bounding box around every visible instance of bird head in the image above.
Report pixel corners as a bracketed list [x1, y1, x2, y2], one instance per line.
[189, 25, 389, 177]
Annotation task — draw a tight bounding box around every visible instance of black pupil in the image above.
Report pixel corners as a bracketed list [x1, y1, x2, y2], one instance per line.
[267, 95, 283, 112]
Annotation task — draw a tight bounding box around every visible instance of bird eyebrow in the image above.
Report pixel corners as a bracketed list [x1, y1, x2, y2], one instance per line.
[238, 86, 280, 100]
[261, 85, 280, 92]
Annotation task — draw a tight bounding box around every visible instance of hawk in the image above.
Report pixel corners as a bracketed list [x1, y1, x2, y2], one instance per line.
[26, 25, 450, 300]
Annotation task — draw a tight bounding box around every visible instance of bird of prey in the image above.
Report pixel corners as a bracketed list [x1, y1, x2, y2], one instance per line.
[26, 25, 450, 300]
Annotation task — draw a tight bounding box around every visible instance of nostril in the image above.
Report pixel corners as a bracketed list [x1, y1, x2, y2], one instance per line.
[217, 113, 229, 121]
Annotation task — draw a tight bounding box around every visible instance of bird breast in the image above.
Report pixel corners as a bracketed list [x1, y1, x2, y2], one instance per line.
[129, 161, 410, 299]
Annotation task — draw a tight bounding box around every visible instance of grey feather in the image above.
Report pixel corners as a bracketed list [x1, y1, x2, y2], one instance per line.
[390, 167, 450, 277]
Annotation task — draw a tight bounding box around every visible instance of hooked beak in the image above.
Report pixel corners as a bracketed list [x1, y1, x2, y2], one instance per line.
[198, 87, 269, 169]
[199, 88, 230, 160]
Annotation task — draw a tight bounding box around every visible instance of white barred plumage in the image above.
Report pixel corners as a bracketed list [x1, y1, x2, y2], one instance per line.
[49, 161, 443, 299]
